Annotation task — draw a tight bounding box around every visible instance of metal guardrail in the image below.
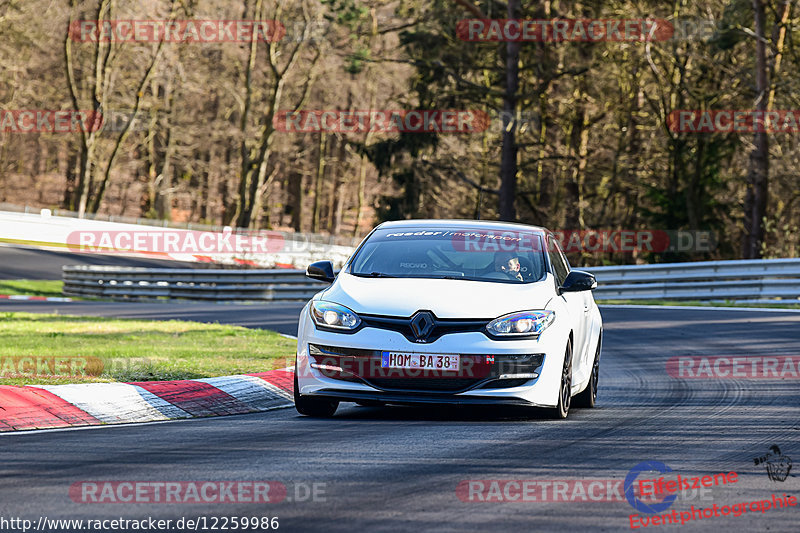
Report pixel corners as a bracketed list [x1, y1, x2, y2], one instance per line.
[588, 258, 800, 301]
[63, 259, 800, 302]
[63, 266, 328, 301]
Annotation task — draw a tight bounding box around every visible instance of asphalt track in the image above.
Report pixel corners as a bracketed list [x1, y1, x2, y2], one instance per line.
[1, 301, 799, 532]
[0, 246, 208, 280]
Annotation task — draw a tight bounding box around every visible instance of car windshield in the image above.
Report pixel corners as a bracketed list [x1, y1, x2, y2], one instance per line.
[348, 227, 547, 283]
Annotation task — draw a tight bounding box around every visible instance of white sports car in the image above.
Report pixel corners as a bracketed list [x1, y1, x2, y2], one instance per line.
[294, 220, 603, 419]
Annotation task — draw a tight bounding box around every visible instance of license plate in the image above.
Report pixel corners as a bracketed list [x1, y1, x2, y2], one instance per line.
[380, 352, 460, 371]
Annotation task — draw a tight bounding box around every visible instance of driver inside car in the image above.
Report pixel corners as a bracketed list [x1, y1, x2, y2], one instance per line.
[494, 251, 524, 282]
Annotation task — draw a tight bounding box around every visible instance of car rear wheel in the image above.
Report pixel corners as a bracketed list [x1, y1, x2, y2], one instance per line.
[550, 339, 573, 419]
[294, 369, 339, 417]
[574, 337, 600, 408]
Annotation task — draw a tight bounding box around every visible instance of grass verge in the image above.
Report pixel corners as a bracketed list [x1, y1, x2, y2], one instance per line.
[0, 312, 296, 386]
[0, 280, 64, 298]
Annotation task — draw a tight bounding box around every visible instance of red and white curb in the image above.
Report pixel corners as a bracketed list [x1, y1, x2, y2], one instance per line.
[0, 294, 72, 302]
[0, 369, 294, 432]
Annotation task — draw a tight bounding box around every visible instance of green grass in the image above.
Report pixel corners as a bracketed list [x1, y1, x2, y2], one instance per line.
[597, 299, 800, 309]
[0, 280, 64, 298]
[0, 312, 297, 386]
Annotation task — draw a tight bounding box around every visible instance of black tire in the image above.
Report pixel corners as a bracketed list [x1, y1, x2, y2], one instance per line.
[294, 369, 338, 417]
[550, 339, 573, 419]
[574, 335, 601, 408]
[355, 400, 385, 407]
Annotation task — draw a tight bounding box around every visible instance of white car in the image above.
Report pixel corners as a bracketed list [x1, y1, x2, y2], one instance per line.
[294, 220, 603, 419]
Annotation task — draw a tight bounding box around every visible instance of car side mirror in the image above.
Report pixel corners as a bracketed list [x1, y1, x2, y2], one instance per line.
[559, 270, 597, 293]
[306, 260, 335, 283]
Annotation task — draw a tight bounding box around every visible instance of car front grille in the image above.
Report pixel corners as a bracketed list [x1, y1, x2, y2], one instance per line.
[308, 344, 544, 393]
[359, 314, 488, 343]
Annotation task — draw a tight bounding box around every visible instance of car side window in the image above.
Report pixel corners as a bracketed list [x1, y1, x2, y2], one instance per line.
[547, 236, 570, 286]
[556, 241, 572, 274]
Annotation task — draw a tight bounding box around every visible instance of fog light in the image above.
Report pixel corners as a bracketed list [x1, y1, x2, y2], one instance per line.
[499, 373, 538, 379]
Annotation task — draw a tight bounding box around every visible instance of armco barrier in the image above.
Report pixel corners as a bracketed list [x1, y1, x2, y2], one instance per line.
[588, 258, 800, 301]
[62, 259, 800, 302]
[63, 266, 328, 301]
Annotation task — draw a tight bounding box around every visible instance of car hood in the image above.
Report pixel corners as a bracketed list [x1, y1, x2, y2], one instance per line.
[320, 272, 555, 318]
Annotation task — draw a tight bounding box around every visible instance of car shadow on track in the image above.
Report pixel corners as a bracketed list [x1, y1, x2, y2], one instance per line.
[318, 403, 598, 422]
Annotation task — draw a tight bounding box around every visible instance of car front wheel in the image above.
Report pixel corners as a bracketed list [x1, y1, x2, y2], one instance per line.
[574, 335, 601, 408]
[550, 339, 573, 419]
[294, 368, 339, 417]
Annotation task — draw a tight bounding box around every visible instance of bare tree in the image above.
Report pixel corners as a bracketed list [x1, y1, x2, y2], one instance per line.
[743, 0, 769, 258]
[232, 0, 320, 228]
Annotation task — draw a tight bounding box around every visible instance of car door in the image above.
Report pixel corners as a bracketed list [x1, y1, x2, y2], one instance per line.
[546, 235, 588, 379]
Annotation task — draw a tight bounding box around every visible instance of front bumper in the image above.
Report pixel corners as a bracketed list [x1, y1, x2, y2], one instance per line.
[300, 388, 536, 407]
[296, 305, 570, 408]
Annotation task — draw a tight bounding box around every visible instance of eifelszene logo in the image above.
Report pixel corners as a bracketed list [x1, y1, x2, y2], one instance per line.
[754, 445, 793, 482]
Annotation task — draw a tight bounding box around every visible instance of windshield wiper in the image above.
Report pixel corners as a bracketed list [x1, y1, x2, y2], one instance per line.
[352, 271, 397, 278]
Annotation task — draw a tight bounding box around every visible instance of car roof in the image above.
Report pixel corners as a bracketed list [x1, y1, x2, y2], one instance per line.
[375, 219, 549, 235]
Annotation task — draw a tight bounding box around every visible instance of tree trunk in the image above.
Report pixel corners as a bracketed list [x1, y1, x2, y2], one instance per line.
[288, 170, 304, 232]
[62, 151, 78, 209]
[312, 131, 327, 233]
[498, 0, 521, 221]
[199, 149, 212, 222]
[328, 134, 347, 234]
[154, 78, 176, 221]
[743, 0, 770, 259]
[221, 145, 236, 226]
[352, 7, 379, 237]
[353, 154, 368, 236]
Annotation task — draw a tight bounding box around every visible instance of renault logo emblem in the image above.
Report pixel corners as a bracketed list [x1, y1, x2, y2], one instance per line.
[409, 311, 435, 342]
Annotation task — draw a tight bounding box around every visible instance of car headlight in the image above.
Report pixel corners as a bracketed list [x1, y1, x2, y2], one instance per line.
[310, 301, 361, 330]
[486, 310, 555, 337]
